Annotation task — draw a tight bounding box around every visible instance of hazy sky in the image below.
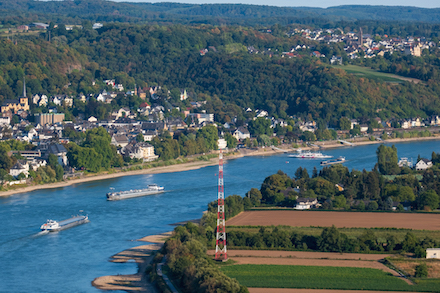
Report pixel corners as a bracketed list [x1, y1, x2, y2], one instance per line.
[111, 0, 439, 9]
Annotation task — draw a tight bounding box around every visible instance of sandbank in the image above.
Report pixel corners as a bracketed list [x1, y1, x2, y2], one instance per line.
[2, 135, 439, 197]
[92, 231, 173, 292]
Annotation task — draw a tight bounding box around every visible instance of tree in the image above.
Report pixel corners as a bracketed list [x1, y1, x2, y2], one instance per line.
[318, 225, 343, 252]
[418, 190, 439, 210]
[415, 263, 428, 278]
[376, 144, 399, 175]
[248, 117, 272, 137]
[224, 133, 237, 149]
[339, 117, 351, 130]
[136, 133, 144, 142]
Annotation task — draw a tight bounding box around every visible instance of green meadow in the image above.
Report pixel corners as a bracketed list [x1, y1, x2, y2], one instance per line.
[221, 264, 440, 291]
[332, 64, 411, 83]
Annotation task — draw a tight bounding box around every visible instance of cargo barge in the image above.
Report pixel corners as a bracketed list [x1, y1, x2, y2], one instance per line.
[40, 215, 89, 232]
[106, 184, 164, 201]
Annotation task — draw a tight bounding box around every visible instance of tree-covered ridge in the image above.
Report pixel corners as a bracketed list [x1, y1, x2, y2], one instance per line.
[297, 5, 440, 23]
[2, 23, 440, 123]
[1, 1, 440, 25]
[0, 38, 87, 99]
[45, 23, 440, 123]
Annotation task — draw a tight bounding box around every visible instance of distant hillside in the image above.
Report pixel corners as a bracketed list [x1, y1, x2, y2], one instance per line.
[296, 5, 440, 23]
[0, 0, 440, 25]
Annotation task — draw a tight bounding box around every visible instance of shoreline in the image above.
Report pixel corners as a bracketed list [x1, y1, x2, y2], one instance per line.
[2, 135, 439, 197]
[91, 232, 173, 292]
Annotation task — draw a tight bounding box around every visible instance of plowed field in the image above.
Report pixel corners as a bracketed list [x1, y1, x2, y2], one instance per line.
[227, 210, 440, 230]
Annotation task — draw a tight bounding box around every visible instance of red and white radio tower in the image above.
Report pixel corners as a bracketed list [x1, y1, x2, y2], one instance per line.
[215, 149, 227, 261]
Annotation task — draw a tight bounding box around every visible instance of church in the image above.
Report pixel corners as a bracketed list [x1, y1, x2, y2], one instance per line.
[1, 79, 29, 113]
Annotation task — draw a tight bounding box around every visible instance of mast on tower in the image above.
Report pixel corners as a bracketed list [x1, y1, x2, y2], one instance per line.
[215, 149, 227, 261]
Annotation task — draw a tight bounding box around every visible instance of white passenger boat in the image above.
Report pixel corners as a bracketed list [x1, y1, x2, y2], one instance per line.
[289, 151, 332, 159]
[106, 184, 164, 201]
[40, 215, 89, 232]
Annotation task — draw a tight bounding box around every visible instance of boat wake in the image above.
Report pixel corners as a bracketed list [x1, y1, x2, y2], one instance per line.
[32, 230, 50, 237]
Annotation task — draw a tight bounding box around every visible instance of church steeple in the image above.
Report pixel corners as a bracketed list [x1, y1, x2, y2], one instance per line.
[23, 77, 26, 97]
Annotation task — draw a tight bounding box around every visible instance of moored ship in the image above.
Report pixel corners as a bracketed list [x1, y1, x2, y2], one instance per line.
[106, 184, 164, 201]
[289, 151, 332, 159]
[320, 156, 346, 166]
[40, 215, 89, 232]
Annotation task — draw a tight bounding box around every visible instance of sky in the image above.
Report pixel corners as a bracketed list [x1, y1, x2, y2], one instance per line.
[111, 0, 439, 9]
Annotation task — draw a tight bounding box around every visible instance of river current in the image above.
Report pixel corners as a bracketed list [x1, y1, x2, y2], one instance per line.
[0, 140, 438, 293]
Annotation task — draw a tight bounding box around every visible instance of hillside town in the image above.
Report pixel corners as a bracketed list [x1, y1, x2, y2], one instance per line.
[1, 74, 439, 186]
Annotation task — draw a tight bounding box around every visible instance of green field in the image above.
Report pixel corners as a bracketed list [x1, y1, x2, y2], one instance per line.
[332, 64, 414, 83]
[221, 264, 440, 291]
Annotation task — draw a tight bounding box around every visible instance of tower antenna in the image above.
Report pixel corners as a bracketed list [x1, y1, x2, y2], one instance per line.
[215, 149, 227, 261]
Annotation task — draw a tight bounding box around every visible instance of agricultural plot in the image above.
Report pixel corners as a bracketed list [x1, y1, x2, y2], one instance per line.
[227, 210, 440, 230]
[221, 264, 440, 292]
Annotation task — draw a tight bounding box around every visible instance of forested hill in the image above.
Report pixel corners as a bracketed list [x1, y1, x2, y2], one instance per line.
[295, 5, 440, 23]
[2, 23, 440, 126]
[1, 0, 440, 25]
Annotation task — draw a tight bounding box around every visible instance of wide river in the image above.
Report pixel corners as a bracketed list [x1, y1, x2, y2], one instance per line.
[0, 140, 439, 293]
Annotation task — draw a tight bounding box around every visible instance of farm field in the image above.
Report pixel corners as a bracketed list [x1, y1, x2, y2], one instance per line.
[331, 64, 421, 83]
[220, 264, 440, 292]
[227, 211, 440, 230]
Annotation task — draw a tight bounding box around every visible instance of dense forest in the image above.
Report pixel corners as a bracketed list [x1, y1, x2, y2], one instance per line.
[2, 23, 440, 124]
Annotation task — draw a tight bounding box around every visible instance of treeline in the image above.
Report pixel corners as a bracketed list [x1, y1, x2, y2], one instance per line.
[227, 225, 437, 256]
[208, 146, 440, 212]
[65, 127, 123, 172]
[164, 221, 248, 293]
[151, 125, 220, 160]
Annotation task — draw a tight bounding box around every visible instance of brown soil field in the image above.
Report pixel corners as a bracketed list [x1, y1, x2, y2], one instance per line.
[227, 211, 440, 230]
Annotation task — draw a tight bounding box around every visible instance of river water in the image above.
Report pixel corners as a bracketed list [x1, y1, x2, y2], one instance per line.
[0, 140, 438, 293]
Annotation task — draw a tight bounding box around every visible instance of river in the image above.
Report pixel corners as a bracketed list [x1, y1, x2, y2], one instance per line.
[0, 140, 438, 293]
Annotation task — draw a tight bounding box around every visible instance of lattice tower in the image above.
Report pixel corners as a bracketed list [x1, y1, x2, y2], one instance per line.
[215, 149, 227, 261]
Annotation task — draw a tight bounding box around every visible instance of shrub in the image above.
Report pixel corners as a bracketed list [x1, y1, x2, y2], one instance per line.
[415, 263, 428, 278]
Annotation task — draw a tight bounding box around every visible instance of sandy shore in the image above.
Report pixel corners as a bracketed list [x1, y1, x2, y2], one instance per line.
[92, 232, 172, 292]
[2, 135, 439, 197]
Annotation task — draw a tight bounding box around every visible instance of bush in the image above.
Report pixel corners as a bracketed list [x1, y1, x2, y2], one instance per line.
[415, 263, 428, 278]
[414, 246, 427, 258]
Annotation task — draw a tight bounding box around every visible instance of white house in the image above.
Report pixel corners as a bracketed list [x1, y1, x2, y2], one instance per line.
[9, 162, 29, 178]
[294, 198, 318, 210]
[88, 116, 98, 122]
[112, 107, 132, 120]
[218, 138, 227, 150]
[415, 159, 433, 171]
[126, 142, 158, 162]
[38, 95, 48, 107]
[111, 134, 129, 148]
[233, 126, 250, 141]
[426, 248, 440, 259]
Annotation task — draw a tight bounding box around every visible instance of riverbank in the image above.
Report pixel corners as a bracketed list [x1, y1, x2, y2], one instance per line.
[91, 232, 173, 292]
[2, 135, 439, 197]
